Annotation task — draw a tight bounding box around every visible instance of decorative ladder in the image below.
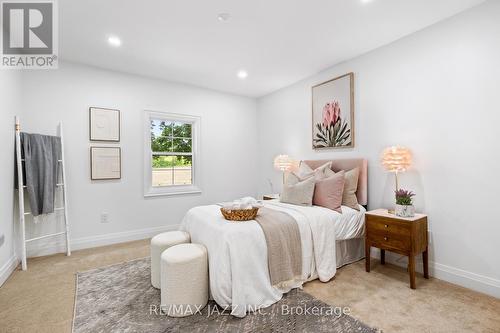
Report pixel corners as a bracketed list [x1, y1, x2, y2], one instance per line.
[15, 116, 71, 270]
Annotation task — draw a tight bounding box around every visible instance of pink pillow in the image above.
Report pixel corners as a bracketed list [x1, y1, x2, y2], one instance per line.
[313, 170, 345, 213]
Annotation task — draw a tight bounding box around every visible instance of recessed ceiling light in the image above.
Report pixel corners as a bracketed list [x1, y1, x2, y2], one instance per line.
[217, 13, 231, 22]
[361, 0, 374, 3]
[107, 36, 121, 47]
[237, 70, 248, 79]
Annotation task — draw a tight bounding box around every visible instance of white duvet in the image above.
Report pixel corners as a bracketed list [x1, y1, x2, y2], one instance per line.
[179, 200, 365, 317]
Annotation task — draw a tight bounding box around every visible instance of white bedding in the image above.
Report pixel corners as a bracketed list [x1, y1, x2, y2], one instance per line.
[179, 200, 365, 317]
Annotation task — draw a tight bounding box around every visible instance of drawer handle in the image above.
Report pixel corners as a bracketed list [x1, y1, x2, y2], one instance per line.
[384, 237, 388, 241]
[384, 224, 388, 228]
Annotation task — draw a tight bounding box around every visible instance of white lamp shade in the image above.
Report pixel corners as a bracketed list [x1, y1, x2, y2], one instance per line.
[381, 146, 412, 172]
[273, 155, 293, 172]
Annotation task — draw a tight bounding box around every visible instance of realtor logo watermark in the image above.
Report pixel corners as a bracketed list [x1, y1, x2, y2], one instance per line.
[1, 0, 58, 69]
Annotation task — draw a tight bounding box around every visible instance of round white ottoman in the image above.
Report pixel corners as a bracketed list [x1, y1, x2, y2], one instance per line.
[150, 231, 190, 289]
[161, 243, 208, 317]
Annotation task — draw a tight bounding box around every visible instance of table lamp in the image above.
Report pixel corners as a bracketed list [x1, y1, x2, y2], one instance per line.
[273, 154, 293, 184]
[381, 146, 412, 192]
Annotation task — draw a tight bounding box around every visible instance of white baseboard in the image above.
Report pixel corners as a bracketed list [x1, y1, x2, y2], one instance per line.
[26, 225, 180, 258]
[370, 248, 500, 298]
[0, 255, 19, 287]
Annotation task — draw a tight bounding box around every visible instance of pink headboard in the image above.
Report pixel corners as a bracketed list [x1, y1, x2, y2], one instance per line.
[303, 159, 368, 206]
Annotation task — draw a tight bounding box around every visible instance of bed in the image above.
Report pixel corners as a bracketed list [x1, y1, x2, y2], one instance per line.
[180, 158, 368, 317]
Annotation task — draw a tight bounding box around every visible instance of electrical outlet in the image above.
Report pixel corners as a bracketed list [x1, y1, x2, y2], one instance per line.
[0, 234, 4, 247]
[100, 212, 110, 223]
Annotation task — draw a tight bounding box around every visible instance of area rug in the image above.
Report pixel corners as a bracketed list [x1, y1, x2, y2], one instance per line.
[73, 258, 380, 333]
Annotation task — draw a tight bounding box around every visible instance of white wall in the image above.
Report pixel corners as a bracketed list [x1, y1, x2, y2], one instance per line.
[4, 0, 499, 298]
[257, 1, 500, 297]
[0, 71, 22, 285]
[19, 62, 258, 256]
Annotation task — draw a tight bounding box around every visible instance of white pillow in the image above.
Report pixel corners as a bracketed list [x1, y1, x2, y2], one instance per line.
[294, 161, 332, 181]
[280, 176, 315, 206]
[324, 167, 335, 177]
[284, 172, 300, 185]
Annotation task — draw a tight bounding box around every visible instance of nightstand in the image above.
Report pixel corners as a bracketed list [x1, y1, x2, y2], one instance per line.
[262, 194, 279, 200]
[365, 209, 429, 289]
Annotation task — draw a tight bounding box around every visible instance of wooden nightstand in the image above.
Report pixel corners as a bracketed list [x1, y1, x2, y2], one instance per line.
[262, 194, 279, 200]
[365, 209, 429, 289]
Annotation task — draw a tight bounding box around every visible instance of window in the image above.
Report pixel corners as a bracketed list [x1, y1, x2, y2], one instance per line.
[144, 111, 201, 196]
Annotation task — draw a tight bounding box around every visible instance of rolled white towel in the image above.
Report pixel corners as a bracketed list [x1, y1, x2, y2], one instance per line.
[238, 197, 263, 209]
[220, 197, 263, 210]
[240, 197, 257, 206]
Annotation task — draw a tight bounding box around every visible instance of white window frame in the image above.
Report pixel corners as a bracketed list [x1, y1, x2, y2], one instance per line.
[144, 110, 201, 197]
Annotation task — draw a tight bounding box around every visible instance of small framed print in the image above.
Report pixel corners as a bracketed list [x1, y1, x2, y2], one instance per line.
[90, 147, 121, 180]
[89, 107, 120, 142]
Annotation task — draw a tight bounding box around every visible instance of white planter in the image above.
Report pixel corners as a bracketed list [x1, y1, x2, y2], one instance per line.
[395, 204, 415, 218]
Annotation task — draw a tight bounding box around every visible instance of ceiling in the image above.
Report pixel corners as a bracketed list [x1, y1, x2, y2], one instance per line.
[59, 0, 485, 97]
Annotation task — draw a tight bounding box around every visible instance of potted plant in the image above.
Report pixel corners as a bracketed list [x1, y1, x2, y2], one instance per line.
[395, 189, 416, 218]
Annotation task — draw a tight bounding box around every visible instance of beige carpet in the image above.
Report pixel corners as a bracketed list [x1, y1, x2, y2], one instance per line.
[0, 239, 498, 333]
[304, 261, 500, 333]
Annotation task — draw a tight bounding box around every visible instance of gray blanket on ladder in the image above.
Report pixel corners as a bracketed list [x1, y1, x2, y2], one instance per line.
[18, 133, 62, 216]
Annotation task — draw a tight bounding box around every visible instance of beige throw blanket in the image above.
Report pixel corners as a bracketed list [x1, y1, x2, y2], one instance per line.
[255, 207, 302, 287]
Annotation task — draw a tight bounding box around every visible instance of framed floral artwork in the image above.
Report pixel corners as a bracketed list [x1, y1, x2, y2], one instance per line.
[312, 73, 354, 149]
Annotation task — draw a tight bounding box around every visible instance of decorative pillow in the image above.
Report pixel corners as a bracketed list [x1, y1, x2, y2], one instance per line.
[342, 167, 360, 211]
[324, 167, 335, 178]
[294, 161, 332, 181]
[284, 171, 300, 185]
[313, 171, 345, 213]
[280, 176, 315, 206]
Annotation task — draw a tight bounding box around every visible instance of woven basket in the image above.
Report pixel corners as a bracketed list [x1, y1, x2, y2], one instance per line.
[220, 207, 259, 222]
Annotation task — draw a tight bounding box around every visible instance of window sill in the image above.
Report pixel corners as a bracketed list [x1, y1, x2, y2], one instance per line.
[144, 185, 202, 198]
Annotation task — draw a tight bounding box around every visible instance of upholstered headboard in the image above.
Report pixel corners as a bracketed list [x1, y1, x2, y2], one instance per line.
[302, 159, 368, 206]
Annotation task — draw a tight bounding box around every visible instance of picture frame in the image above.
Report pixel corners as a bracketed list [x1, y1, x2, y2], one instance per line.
[90, 147, 122, 180]
[312, 72, 354, 150]
[89, 107, 121, 142]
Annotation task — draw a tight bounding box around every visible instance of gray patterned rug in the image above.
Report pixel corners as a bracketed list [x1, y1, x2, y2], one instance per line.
[73, 258, 379, 333]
